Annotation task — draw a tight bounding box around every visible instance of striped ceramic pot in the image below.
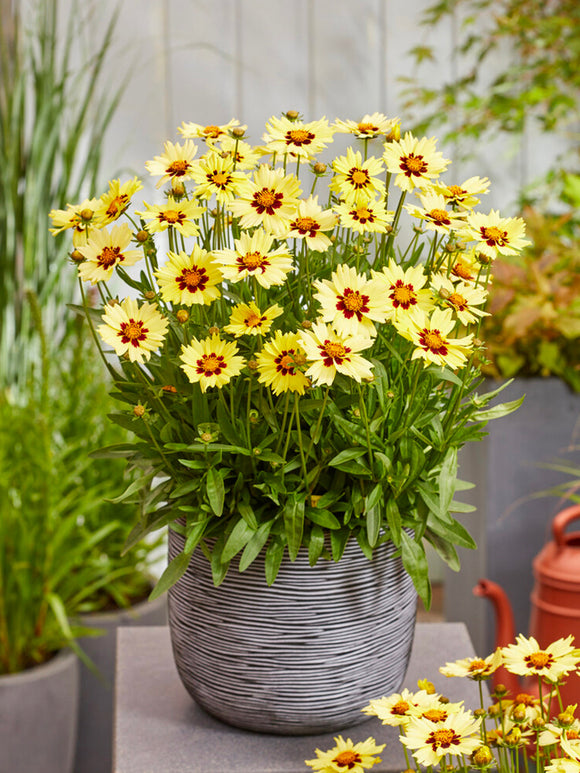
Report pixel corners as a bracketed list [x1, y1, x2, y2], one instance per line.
[167, 527, 417, 735]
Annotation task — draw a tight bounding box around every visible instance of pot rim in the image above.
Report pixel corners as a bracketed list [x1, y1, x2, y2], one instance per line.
[0, 648, 77, 685]
[78, 584, 165, 624]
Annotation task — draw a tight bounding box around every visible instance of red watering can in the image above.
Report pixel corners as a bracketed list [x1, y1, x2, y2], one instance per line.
[474, 504, 580, 708]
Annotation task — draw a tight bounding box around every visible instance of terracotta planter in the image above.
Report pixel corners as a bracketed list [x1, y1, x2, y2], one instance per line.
[0, 649, 78, 773]
[168, 528, 417, 735]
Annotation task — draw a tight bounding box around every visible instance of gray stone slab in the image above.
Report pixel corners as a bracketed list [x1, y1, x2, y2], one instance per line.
[114, 623, 486, 773]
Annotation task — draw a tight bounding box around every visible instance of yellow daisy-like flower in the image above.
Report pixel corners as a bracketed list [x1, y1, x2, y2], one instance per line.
[177, 119, 245, 142]
[401, 709, 482, 767]
[333, 113, 401, 140]
[305, 735, 385, 773]
[431, 274, 489, 326]
[98, 298, 168, 364]
[464, 209, 530, 259]
[255, 331, 309, 396]
[49, 198, 103, 246]
[77, 223, 142, 284]
[216, 135, 264, 170]
[313, 264, 387, 337]
[145, 140, 198, 188]
[227, 164, 301, 236]
[446, 248, 483, 284]
[383, 132, 450, 192]
[362, 689, 419, 728]
[539, 718, 580, 752]
[431, 176, 491, 210]
[96, 177, 143, 226]
[405, 191, 466, 234]
[298, 322, 373, 387]
[400, 307, 473, 369]
[224, 301, 282, 337]
[286, 196, 338, 251]
[136, 197, 205, 237]
[180, 333, 245, 392]
[154, 246, 222, 306]
[262, 115, 335, 159]
[372, 260, 435, 322]
[330, 147, 385, 204]
[213, 230, 293, 288]
[439, 649, 503, 680]
[410, 692, 466, 723]
[545, 759, 580, 773]
[190, 151, 248, 202]
[334, 199, 393, 234]
[501, 634, 580, 683]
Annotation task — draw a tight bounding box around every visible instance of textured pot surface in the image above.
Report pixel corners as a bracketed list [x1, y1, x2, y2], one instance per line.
[0, 649, 78, 773]
[74, 592, 168, 773]
[168, 529, 417, 735]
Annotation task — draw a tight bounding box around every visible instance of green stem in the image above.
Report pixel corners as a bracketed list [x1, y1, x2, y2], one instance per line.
[385, 190, 407, 256]
[294, 393, 308, 485]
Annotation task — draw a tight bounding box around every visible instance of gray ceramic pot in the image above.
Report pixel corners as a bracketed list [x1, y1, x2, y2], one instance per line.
[74, 592, 167, 773]
[0, 649, 78, 773]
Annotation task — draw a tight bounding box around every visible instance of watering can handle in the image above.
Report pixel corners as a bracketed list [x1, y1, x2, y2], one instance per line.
[552, 504, 580, 547]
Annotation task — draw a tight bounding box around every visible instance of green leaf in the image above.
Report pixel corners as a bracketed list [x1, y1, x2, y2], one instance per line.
[365, 484, 383, 547]
[149, 550, 192, 600]
[330, 528, 350, 561]
[239, 521, 273, 572]
[222, 518, 255, 563]
[385, 498, 402, 546]
[206, 467, 225, 516]
[284, 492, 305, 561]
[438, 447, 458, 517]
[306, 507, 341, 529]
[328, 448, 367, 467]
[308, 525, 326, 566]
[400, 531, 431, 609]
[238, 501, 259, 530]
[426, 512, 477, 550]
[265, 539, 285, 585]
[473, 395, 524, 422]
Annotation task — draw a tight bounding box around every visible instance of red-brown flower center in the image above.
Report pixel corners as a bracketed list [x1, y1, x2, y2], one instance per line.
[333, 750, 362, 769]
[286, 128, 314, 146]
[119, 319, 148, 346]
[196, 353, 225, 376]
[401, 153, 427, 176]
[390, 280, 416, 309]
[98, 246, 122, 269]
[166, 159, 190, 177]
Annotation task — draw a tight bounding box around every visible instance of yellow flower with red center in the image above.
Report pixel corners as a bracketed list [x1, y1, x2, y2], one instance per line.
[154, 246, 222, 306]
[362, 689, 419, 728]
[444, 247, 484, 284]
[330, 147, 385, 204]
[96, 177, 143, 226]
[49, 197, 103, 246]
[190, 151, 248, 202]
[98, 298, 168, 364]
[372, 260, 435, 322]
[431, 176, 490, 210]
[136, 196, 205, 237]
[213, 230, 293, 288]
[305, 735, 385, 773]
[439, 649, 502, 680]
[262, 115, 335, 159]
[180, 333, 245, 392]
[333, 113, 401, 140]
[405, 191, 466, 234]
[255, 331, 309, 396]
[401, 709, 482, 767]
[77, 223, 142, 284]
[501, 634, 580, 683]
[313, 264, 387, 337]
[227, 164, 301, 236]
[334, 199, 393, 234]
[298, 322, 373, 387]
[286, 196, 338, 251]
[399, 307, 473, 369]
[177, 119, 245, 142]
[145, 140, 198, 188]
[224, 301, 282, 337]
[216, 135, 265, 170]
[383, 132, 450, 191]
[464, 209, 530, 259]
[431, 274, 489, 325]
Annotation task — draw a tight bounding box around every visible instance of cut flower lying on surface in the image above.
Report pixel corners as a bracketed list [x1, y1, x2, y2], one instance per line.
[307, 634, 580, 773]
[50, 112, 526, 606]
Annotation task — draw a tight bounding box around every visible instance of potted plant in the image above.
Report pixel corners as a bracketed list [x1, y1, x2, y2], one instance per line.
[52, 111, 526, 734]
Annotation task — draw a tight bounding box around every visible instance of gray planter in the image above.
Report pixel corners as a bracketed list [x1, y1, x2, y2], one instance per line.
[74, 593, 167, 773]
[0, 649, 79, 773]
[445, 378, 580, 656]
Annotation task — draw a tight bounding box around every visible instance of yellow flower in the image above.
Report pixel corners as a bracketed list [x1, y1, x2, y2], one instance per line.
[330, 147, 385, 204]
[190, 151, 248, 202]
[255, 331, 309, 396]
[445, 248, 483, 284]
[333, 113, 400, 140]
[313, 264, 387, 337]
[383, 132, 450, 191]
[177, 119, 245, 142]
[180, 333, 244, 392]
[227, 164, 301, 236]
[136, 197, 205, 237]
[410, 692, 466, 723]
[213, 230, 293, 288]
[145, 140, 198, 188]
[286, 196, 338, 251]
[224, 301, 282, 337]
[334, 199, 393, 234]
[216, 135, 264, 170]
[439, 650, 502, 680]
[372, 260, 435, 322]
[154, 246, 222, 306]
[464, 209, 530, 259]
[298, 322, 373, 386]
[361, 689, 418, 727]
[431, 274, 489, 325]
[305, 735, 385, 773]
[77, 223, 142, 284]
[49, 198, 103, 246]
[96, 177, 143, 226]
[545, 760, 580, 773]
[405, 191, 466, 234]
[502, 634, 580, 684]
[401, 709, 482, 767]
[431, 176, 491, 210]
[262, 115, 335, 159]
[98, 298, 168, 364]
[400, 307, 473, 369]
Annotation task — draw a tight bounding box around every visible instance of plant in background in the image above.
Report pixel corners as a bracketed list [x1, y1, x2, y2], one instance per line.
[52, 111, 526, 609]
[306, 634, 580, 773]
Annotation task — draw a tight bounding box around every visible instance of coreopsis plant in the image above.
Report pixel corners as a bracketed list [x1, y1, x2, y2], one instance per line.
[50, 111, 526, 606]
[307, 634, 580, 773]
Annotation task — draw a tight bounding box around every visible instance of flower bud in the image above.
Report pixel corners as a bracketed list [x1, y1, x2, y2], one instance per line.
[512, 705, 527, 722]
[494, 684, 508, 697]
[200, 432, 213, 443]
[248, 409, 259, 424]
[285, 110, 299, 120]
[558, 711, 575, 727]
[293, 353, 306, 367]
[253, 447, 262, 456]
[80, 208, 94, 222]
[417, 679, 436, 694]
[208, 326, 220, 335]
[472, 745, 493, 767]
[133, 404, 146, 418]
[474, 708, 487, 719]
[487, 703, 501, 718]
[532, 717, 545, 730]
[505, 727, 522, 747]
[171, 182, 185, 197]
[162, 385, 177, 393]
[144, 290, 156, 300]
[136, 229, 149, 242]
[231, 127, 246, 138]
[313, 162, 327, 175]
[70, 249, 84, 262]
[301, 319, 313, 329]
[455, 241, 466, 251]
[438, 696, 449, 704]
[247, 359, 258, 370]
[177, 310, 189, 324]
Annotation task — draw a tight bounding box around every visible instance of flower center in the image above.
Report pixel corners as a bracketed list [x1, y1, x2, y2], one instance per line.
[286, 128, 313, 146]
[98, 246, 122, 268]
[391, 700, 410, 715]
[429, 728, 459, 749]
[352, 206, 374, 223]
[253, 187, 283, 214]
[178, 267, 207, 292]
[420, 329, 448, 355]
[515, 693, 536, 706]
[167, 159, 190, 177]
[197, 353, 225, 376]
[357, 122, 379, 134]
[468, 659, 487, 672]
[161, 209, 181, 224]
[428, 208, 450, 225]
[119, 319, 147, 346]
[275, 350, 297, 375]
[448, 292, 468, 311]
[293, 216, 319, 234]
[526, 651, 552, 669]
[448, 185, 466, 198]
[242, 251, 266, 270]
[333, 750, 362, 769]
[349, 168, 370, 187]
[106, 195, 127, 218]
[480, 225, 508, 246]
[323, 341, 347, 362]
[210, 170, 230, 187]
[401, 153, 427, 176]
[342, 291, 364, 312]
[203, 125, 222, 138]
[244, 311, 264, 328]
[452, 259, 474, 281]
[423, 709, 447, 723]
[390, 281, 416, 309]
[567, 731, 579, 740]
